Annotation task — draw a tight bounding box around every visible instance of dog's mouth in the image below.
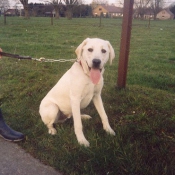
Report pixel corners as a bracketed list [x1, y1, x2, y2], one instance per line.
[86, 62, 102, 85]
[87, 64, 102, 72]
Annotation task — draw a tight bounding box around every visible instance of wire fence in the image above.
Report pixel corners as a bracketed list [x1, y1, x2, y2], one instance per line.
[0, 16, 122, 63]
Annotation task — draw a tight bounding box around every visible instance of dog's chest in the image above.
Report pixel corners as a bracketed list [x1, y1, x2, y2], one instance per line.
[80, 84, 96, 109]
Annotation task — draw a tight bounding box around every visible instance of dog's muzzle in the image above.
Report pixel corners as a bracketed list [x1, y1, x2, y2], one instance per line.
[92, 59, 101, 69]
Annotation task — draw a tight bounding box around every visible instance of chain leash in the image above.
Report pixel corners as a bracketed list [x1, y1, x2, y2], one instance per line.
[0, 52, 76, 63]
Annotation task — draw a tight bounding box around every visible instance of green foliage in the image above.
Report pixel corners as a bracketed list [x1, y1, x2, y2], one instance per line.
[0, 17, 175, 175]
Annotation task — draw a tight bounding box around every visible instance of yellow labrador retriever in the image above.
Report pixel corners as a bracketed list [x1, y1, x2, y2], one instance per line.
[39, 38, 115, 147]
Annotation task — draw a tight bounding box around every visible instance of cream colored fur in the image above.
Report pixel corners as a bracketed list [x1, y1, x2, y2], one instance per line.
[39, 38, 115, 147]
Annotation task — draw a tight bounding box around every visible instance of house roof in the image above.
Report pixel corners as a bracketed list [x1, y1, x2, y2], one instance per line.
[163, 8, 174, 17]
[100, 5, 123, 13]
[157, 8, 174, 18]
[5, 9, 16, 14]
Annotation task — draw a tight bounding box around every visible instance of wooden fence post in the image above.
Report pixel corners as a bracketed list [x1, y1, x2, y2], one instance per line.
[117, 0, 134, 88]
[4, 14, 6, 25]
[51, 13, 53, 25]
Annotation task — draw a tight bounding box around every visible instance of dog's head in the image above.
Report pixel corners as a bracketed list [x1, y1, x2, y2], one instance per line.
[75, 38, 115, 67]
[75, 38, 115, 84]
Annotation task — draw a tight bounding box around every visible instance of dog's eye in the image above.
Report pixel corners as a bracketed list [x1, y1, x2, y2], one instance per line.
[101, 49, 106, 53]
[88, 48, 93, 52]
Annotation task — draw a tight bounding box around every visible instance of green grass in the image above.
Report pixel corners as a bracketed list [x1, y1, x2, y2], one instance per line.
[0, 17, 175, 175]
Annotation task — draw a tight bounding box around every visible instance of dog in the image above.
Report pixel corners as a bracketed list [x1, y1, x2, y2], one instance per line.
[39, 38, 115, 147]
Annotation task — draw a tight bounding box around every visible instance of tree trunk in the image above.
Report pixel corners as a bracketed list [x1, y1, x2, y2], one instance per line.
[54, 5, 60, 19]
[66, 6, 72, 19]
[24, 5, 29, 19]
[55, 11, 60, 19]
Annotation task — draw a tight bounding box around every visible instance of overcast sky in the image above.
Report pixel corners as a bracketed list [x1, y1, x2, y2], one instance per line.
[9, 0, 175, 7]
[9, 0, 120, 6]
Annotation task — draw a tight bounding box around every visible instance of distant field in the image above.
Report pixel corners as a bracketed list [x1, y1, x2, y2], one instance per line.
[0, 17, 175, 175]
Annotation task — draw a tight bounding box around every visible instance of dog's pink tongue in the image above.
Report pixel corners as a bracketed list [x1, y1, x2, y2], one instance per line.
[90, 68, 101, 84]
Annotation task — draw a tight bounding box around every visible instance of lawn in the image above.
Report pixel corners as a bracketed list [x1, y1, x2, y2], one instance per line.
[0, 17, 175, 175]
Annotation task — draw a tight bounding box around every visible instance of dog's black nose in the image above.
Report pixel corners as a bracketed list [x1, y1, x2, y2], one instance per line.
[92, 59, 101, 68]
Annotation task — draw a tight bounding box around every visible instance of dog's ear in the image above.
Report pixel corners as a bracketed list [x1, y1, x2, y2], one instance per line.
[75, 38, 90, 60]
[107, 41, 115, 65]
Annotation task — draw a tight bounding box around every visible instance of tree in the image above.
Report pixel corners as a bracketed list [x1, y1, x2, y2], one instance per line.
[169, 2, 175, 16]
[0, 0, 10, 9]
[52, 0, 61, 18]
[30, 3, 46, 17]
[134, 0, 150, 19]
[0, 0, 10, 15]
[150, 0, 164, 20]
[72, 4, 92, 17]
[63, 0, 78, 19]
[19, 0, 29, 19]
[115, 0, 124, 7]
[45, 0, 62, 19]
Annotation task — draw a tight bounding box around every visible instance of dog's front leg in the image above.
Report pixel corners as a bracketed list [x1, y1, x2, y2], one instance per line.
[93, 95, 115, 136]
[71, 98, 90, 147]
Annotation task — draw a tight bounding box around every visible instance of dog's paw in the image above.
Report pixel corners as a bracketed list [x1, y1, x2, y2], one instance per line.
[109, 129, 116, 136]
[48, 128, 57, 135]
[78, 139, 90, 147]
[105, 127, 116, 136]
[81, 114, 92, 120]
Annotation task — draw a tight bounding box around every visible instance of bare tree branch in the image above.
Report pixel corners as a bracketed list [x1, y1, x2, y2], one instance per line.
[45, 0, 63, 19]
[150, 0, 164, 19]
